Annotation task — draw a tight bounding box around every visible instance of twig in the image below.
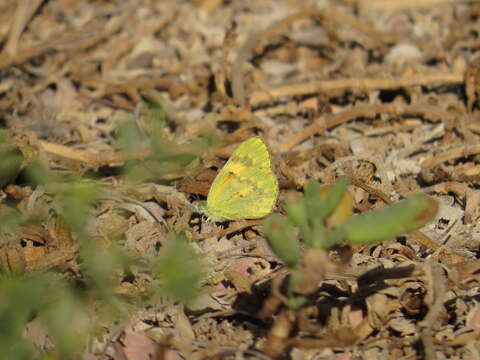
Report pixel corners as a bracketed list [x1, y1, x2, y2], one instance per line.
[0, 15, 125, 70]
[39, 140, 102, 167]
[4, 0, 43, 56]
[250, 73, 463, 106]
[233, 7, 398, 105]
[419, 261, 446, 360]
[232, 10, 318, 105]
[421, 143, 480, 169]
[196, 219, 263, 241]
[360, 0, 470, 10]
[278, 103, 456, 153]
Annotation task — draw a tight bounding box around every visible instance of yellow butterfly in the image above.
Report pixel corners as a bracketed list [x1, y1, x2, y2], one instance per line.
[204, 137, 278, 221]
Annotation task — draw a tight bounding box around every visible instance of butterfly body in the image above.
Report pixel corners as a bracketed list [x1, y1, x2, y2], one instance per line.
[205, 137, 278, 221]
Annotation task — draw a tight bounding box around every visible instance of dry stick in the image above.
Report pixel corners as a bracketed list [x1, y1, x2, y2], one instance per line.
[3, 0, 43, 56]
[196, 219, 262, 241]
[96, 77, 187, 98]
[38, 100, 460, 194]
[232, 10, 317, 105]
[40, 136, 242, 169]
[419, 262, 446, 360]
[73, 13, 180, 98]
[0, 15, 125, 70]
[328, 155, 390, 187]
[38, 100, 460, 185]
[39, 140, 153, 168]
[41, 132, 268, 169]
[278, 105, 389, 153]
[277, 123, 324, 154]
[360, 0, 468, 10]
[39, 140, 101, 167]
[279, 103, 456, 153]
[251, 73, 463, 106]
[232, 8, 396, 105]
[0, 31, 87, 69]
[421, 143, 480, 169]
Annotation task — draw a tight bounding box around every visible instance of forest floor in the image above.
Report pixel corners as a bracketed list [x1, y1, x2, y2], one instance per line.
[1, 0, 480, 359]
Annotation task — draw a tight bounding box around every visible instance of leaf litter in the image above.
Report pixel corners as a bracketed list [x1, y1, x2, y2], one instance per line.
[1, 0, 480, 359]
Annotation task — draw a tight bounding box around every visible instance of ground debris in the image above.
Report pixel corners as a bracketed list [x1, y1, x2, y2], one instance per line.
[1, 0, 480, 359]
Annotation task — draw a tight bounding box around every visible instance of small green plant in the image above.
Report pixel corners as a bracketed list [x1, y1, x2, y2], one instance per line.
[0, 130, 26, 188]
[0, 273, 89, 360]
[0, 110, 214, 359]
[263, 178, 438, 307]
[0, 167, 202, 357]
[114, 104, 213, 183]
[152, 232, 207, 303]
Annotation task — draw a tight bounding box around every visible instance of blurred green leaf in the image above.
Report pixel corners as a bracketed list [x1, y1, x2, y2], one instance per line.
[315, 178, 348, 221]
[340, 193, 438, 245]
[319, 182, 353, 229]
[40, 283, 90, 358]
[303, 178, 348, 223]
[115, 120, 147, 153]
[288, 294, 307, 309]
[285, 178, 350, 248]
[0, 149, 23, 188]
[153, 233, 206, 302]
[284, 195, 307, 229]
[115, 115, 207, 183]
[145, 101, 170, 126]
[310, 217, 329, 249]
[22, 161, 51, 186]
[303, 179, 320, 200]
[58, 181, 101, 235]
[0, 205, 27, 236]
[0, 274, 54, 359]
[263, 214, 301, 268]
[0, 129, 24, 188]
[80, 242, 131, 307]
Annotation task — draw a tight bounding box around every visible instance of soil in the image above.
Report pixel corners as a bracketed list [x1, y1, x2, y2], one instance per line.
[1, 0, 480, 359]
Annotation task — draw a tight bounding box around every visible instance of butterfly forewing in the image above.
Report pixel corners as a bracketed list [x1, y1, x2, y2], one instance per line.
[206, 137, 278, 221]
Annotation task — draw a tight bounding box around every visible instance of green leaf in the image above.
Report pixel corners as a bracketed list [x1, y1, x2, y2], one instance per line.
[304, 179, 320, 199]
[263, 214, 301, 268]
[40, 283, 89, 357]
[80, 243, 130, 305]
[58, 181, 101, 235]
[23, 161, 51, 186]
[0, 148, 23, 188]
[287, 178, 350, 247]
[153, 233, 206, 302]
[115, 120, 147, 153]
[285, 197, 309, 237]
[316, 178, 349, 222]
[0, 274, 53, 359]
[342, 193, 438, 245]
[310, 217, 329, 249]
[303, 178, 348, 224]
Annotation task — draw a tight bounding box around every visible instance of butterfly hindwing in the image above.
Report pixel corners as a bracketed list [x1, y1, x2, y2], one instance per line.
[206, 137, 278, 221]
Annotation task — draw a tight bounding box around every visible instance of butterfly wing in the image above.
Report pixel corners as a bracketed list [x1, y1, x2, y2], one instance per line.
[206, 137, 278, 221]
